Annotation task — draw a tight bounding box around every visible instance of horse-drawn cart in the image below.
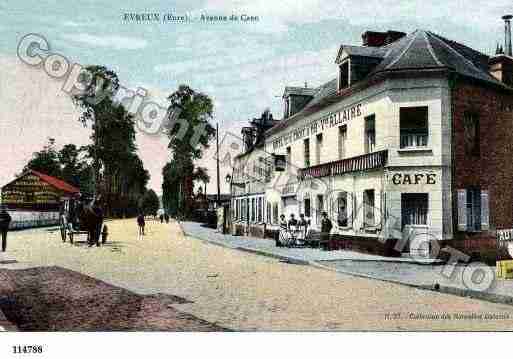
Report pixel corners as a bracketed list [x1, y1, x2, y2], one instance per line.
[59, 195, 107, 246]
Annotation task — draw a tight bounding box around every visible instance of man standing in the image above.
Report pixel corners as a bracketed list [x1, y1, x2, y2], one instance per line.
[0, 206, 12, 252]
[137, 213, 146, 238]
[320, 211, 333, 250]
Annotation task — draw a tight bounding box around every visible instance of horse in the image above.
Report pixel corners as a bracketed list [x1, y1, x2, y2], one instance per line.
[68, 196, 104, 247]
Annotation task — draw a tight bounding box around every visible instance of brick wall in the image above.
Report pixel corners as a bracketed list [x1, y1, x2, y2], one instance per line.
[451, 79, 513, 261]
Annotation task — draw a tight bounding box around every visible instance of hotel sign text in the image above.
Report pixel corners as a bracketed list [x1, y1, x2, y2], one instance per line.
[271, 103, 363, 150]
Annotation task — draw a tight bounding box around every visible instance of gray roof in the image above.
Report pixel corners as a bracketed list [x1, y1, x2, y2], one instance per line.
[369, 30, 501, 85]
[266, 29, 507, 137]
[335, 45, 387, 62]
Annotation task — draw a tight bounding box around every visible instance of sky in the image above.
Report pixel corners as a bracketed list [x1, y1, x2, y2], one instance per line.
[1, 0, 512, 195]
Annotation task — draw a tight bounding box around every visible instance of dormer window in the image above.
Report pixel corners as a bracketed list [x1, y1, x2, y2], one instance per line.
[338, 60, 350, 90]
[282, 87, 316, 119]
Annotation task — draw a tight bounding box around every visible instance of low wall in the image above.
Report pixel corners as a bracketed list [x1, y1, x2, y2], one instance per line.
[6, 210, 60, 230]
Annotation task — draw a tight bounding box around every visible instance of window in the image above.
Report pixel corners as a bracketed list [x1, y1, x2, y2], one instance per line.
[241, 199, 246, 221]
[466, 188, 480, 231]
[266, 202, 271, 224]
[338, 125, 347, 159]
[315, 133, 323, 165]
[337, 192, 348, 227]
[304, 138, 310, 167]
[400, 107, 428, 148]
[401, 193, 428, 227]
[286, 146, 291, 170]
[463, 112, 480, 156]
[363, 189, 375, 227]
[272, 202, 279, 224]
[258, 197, 263, 222]
[339, 60, 349, 90]
[304, 198, 311, 218]
[316, 194, 324, 224]
[365, 115, 376, 153]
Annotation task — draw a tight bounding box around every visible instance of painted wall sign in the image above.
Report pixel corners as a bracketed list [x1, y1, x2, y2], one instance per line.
[391, 173, 437, 185]
[271, 103, 363, 150]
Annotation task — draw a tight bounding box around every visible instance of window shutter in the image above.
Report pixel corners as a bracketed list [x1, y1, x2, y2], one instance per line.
[457, 189, 467, 231]
[481, 190, 490, 231]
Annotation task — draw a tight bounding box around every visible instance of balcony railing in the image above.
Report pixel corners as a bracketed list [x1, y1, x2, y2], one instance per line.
[400, 133, 428, 148]
[281, 182, 298, 196]
[298, 150, 388, 180]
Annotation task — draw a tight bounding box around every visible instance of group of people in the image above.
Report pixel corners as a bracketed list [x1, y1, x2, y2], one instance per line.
[277, 213, 307, 247]
[159, 213, 170, 224]
[276, 211, 333, 248]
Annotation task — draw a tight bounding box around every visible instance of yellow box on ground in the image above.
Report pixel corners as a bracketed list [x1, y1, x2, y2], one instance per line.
[496, 260, 513, 279]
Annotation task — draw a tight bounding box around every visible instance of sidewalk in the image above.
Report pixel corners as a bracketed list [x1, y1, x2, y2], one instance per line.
[180, 221, 513, 306]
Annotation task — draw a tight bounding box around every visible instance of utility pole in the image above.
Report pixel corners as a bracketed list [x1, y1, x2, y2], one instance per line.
[216, 122, 221, 205]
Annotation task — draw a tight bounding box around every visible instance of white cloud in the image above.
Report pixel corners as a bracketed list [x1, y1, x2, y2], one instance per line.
[61, 33, 148, 50]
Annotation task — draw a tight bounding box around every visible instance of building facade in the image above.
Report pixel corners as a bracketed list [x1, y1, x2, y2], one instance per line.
[1, 170, 80, 229]
[231, 28, 513, 261]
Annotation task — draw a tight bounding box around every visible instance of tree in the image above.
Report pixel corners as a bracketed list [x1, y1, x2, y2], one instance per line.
[162, 85, 216, 218]
[23, 138, 62, 178]
[141, 189, 160, 216]
[22, 139, 94, 192]
[58, 144, 93, 190]
[72, 65, 150, 217]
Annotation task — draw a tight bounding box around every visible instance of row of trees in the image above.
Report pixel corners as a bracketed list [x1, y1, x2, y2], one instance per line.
[24, 67, 217, 218]
[23, 65, 158, 218]
[162, 85, 216, 218]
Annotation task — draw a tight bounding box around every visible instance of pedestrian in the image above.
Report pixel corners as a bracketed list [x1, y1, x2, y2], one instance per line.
[159, 214, 164, 223]
[288, 213, 298, 228]
[137, 213, 145, 238]
[276, 214, 290, 247]
[320, 211, 333, 250]
[298, 213, 309, 245]
[0, 206, 12, 252]
[164, 213, 169, 224]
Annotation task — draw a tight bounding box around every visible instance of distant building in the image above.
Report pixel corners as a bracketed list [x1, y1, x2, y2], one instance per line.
[1, 169, 79, 229]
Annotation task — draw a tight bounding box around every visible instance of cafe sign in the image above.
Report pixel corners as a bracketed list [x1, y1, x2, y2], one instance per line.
[391, 173, 437, 185]
[271, 103, 363, 150]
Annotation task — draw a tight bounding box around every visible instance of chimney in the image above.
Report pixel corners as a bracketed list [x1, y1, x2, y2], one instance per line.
[490, 16, 513, 86]
[503, 15, 512, 56]
[362, 30, 406, 47]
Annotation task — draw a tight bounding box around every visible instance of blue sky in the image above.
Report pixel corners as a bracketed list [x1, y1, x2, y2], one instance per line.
[1, 0, 512, 193]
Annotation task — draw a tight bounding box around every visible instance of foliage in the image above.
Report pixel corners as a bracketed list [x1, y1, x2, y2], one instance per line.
[23, 138, 62, 178]
[162, 86, 216, 218]
[141, 189, 160, 216]
[71, 65, 150, 217]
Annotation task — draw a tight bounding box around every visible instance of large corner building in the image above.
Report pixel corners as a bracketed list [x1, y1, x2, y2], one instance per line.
[230, 22, 513, 261]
